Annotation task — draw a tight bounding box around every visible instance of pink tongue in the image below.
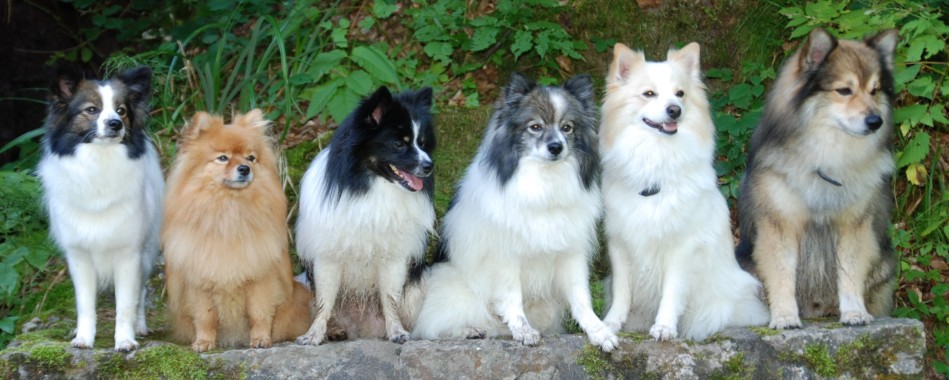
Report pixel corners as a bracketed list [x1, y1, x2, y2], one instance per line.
[663, 121, 678, 132]
[401, 172, 423, 191]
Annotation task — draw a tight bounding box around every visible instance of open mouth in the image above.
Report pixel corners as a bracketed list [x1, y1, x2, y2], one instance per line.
[643, 118, 678, 135]
[389, 164, 423, 192]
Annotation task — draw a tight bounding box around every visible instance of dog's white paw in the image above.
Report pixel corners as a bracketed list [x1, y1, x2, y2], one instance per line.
[70, 336, 94, 349]
[768, 314, 802, 330]
[114, 338, 139, 352]
[649, 323, 677, 341]
[587, 326, 619, 352]
[295, 331, 325, 346]
[840, 311, 873, 326]
[511, 325, 541, 346]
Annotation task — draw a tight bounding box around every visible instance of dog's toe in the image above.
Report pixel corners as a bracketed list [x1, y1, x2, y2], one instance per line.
[840, 311, 873, 326]
[250, 336, 273, 349]
[295, 333, 323, 346]
[512, 327, 541, 346]
[114, 339, 140, 352]
[649, 324, 677, 341]
[191, 340, 215, 352]
[587, 327, 619, 352]
[70, 336, 94, 349]
[769, 315, 803, 330]
[389, 332, 411, 344]
[464, 328, 486, 340]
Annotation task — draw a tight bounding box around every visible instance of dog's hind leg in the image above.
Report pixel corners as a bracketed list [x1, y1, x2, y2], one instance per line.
[65, 250, 97, 349]
[113, 251, 143, 351]
[378, 261, 411, 343]
[835, 215, 876, 326]
[296, 260, 340, 345]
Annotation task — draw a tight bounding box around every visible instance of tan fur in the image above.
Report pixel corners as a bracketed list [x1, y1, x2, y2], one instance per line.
[737, 28, 899, 329]
[162, 110, 313, 351]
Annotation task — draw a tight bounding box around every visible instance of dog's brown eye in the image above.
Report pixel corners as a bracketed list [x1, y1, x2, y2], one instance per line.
[116, 107, 126, 116]
[675, 90, 685, 97]
[247, 155, 256, 163]
[529, 123, 542, 132]
[643, 91, 656, 98]
[870, 88, 880, 96]
[561, 123, 574, 133]
[835, 88, 853, 96]
[216, 155, 228, 162]
[84, 106, 99, 114]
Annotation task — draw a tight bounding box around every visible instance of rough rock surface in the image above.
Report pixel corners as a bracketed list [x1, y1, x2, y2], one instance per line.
[0, 317, 926, 379]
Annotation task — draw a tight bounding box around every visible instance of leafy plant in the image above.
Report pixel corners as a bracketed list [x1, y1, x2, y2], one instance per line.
[0, 171, 57, 346]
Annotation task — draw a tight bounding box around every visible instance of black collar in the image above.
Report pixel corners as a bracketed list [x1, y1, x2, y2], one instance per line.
[816, 169, 843, 187]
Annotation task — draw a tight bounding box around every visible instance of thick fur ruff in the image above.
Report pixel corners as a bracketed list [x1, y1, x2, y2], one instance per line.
[162, 110, 313, 352]
[412, 73, 618, 352]
[36, 66, 162, 352]
[295, 87, 436, 345]
[599, 43, 769, 341]
[736, 28, 899, 329]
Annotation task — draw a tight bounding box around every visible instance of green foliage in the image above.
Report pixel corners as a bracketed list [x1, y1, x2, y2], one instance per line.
[0, 171, 57, 346]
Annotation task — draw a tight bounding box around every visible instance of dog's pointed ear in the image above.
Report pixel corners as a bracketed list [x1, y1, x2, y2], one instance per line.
[235, 108, 271, 134]
[504, 72, 536, 99]
[608, 43, 645, 85]
[564, 74, 595, 107]
[181, 112, 216, 142]
[866, 29, 899, 72]
[800, 28, 837, 72]
[50, 65, 84, 103]
[669, 42, 701, 81]
[361, 86, 393, 126]
[414, 87, 434, 110]
[115, 66, 153, 104]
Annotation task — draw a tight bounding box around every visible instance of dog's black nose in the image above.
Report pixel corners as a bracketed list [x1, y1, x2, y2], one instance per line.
[865, 115, 883, 131]
[666, 105, 681, 119]
[237, 165, 250, 176]
[548, 142, 563, 156]
[106, 119, 123, 131]
[420, 160, 433, 175]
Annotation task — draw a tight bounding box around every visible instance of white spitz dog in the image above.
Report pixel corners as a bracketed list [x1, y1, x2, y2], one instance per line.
[412, 73, 618, 352]
[599, 43, 769, 341]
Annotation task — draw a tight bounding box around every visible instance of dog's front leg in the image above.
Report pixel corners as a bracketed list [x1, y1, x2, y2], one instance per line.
[190, 292, 218, 352]
[245, 279, 283, 348]
[835, 215, 875, 326]
[492, 263, 540, 346]
[379, 261, 411, 343]
[650, 258, 686, 341]
[296, 260, 340, 345]
[557, 253, 618, 351]
[66, 250, 97, 349]
[113, 252, 143, 351]
[602, 240, 634, 333]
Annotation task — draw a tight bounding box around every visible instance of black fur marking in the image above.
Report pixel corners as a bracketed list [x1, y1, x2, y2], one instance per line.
[482, 73, 600, 190]
[640, 185, 661, 196]
[816, 168, 843, 187]
[321, 86, 436, 203]
[43, 66, 153, 159]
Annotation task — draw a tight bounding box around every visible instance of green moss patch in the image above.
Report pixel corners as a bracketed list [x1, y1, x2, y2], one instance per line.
[802, 344, 836, 377]
[749, 326, 781, 337]
[97, 344, 208, 380]
[710, 351, 753, 380]
[577, 343, 612, 380]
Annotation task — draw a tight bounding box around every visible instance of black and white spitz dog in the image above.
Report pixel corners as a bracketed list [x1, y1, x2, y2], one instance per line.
[295, 86, 435, 345]
[412, 73, 618, 352]
[36, 66, 162, 351]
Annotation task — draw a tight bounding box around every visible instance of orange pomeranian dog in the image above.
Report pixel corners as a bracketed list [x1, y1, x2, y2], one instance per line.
[162, 110, 313, 352]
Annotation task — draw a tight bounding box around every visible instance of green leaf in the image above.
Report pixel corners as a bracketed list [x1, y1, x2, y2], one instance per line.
[327, 89, 361, 125]
[305, 79, 342, 120]
[511, 30, 533, 59]
[0, 263, 18, 295]
[907, 76, 935, 99]
[790, 24, 815, 39]
[896, 131, 931, 168]
[358, 16, 376, 31]
[24, 247, 50, 270]
[351, 45, 400, 85]
[469, 26, 499, 52]
[0, 316, 18, 334]
[423, 42, 453, 63]
[372, 0, 398, 19]
[894, 64, 921, 87]
[918, 35, 946, 60]
[345, 70, 374, 96]
[894, 104, 928, 125]
[81, 48, 93, 62]
[307, 50, 347, 82]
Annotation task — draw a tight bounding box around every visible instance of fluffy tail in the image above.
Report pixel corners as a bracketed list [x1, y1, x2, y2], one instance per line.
[272, 281, 315, 342]
[411, 264, 496, 339]
[680, 265, 770, 340]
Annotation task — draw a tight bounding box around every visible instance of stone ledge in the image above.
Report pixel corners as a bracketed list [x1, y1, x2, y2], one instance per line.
[0, 317, 925, 379]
